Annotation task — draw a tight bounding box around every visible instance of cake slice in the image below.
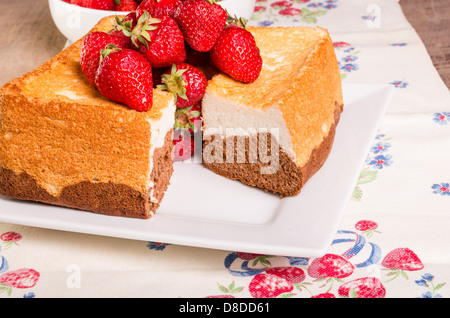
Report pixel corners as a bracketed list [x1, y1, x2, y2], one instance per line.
[202, 26, 343, 197]
[0, 17, 176, 219]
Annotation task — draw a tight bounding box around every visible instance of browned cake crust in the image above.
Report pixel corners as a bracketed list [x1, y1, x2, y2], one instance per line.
[0, 130, 173, 219]
[203, 102, 343, 197]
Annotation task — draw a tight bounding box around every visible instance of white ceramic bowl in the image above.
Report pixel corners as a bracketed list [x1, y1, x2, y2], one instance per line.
[48, 0, 256, 43]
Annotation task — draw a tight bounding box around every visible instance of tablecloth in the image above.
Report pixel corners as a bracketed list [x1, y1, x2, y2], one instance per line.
[0, 0, 449, 299]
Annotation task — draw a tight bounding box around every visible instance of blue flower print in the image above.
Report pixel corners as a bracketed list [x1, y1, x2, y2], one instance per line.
[340, 63, 358, 72]
[371, 142, 391, 154]
[415, 273, 445, 298]
[307, 1, 337, 10]
[431, 183, 450, 196]
[147, 241, 170, 251]
[368, 154, 392, 169]
[257, 20, 274, 27]
[342, 55, 358, 62]
[390, 80, 408, 88]
[432, 112, 450, 125]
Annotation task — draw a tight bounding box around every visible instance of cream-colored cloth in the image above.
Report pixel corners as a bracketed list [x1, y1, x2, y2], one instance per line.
[1, 0, 449, 298]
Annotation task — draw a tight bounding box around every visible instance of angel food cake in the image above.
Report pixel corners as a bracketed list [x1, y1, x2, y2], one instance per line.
[202, 26, 343, 196]
[0, 18, 176, 219]
[0, 11, 342, 218]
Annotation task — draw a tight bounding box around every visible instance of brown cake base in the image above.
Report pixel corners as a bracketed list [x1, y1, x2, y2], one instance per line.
[0, 130, 174, 219]
[202, 102, 343, 197]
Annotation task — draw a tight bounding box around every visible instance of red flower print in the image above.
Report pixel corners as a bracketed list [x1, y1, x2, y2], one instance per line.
[279, 8, 302, 15]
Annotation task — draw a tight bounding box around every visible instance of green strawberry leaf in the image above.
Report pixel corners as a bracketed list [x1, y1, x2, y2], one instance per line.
[357, 169, 378, 185]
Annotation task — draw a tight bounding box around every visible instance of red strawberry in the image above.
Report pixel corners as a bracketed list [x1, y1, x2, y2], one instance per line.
[307, 253, 355, 279]
[136, 0, 182, 18]
[71, 0, 115, 10]
[173, 129, 195, 161]
[80, 31, 130, 87]
[210, 24, 263, 83]
[95, 46, 153, 112]
[174, 0, 227, 52]
[311, 292, 335, 298]
[249, 273, 294, 298]
[0, 268, 40, 289]
[173, 102, 202, 135]
[114, 0, 138, 11]
[236, 252, 263, 261]
[381, 248, 424, 271]
[0, 231, 22, 242]
[265, 267, 306, 284]
[338, 277, 386, 298]
[1, 231, 22, 249]
[355, 220, 378, 231]
[185, 42, 211, 67]
[131, 13, 186, 68]
[158, 63, 207, 108]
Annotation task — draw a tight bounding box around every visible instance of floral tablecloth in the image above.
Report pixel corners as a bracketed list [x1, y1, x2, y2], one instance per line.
[0, 0, 449, 298]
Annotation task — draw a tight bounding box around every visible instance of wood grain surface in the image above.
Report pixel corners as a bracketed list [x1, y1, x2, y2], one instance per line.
[0, 0, 449, 88]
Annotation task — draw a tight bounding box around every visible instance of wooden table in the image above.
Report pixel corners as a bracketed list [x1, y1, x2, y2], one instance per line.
[0, 0, 449, 88]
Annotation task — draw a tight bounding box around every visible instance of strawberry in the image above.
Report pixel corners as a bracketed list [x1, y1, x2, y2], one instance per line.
[307, 253, 355, 279]
[173, 102, 202, 135]
[311, 292, 336, 298]
[131, 12, 186, 68]
[355, 220, 380, 237]
[114, 0, 138, 11]
[173, 0, 227, 52]
[80, 31, 130, 87]
[355, 220, 378, 231]
[236, 252, 263, 261]
[173, 129, 195, 161]
[0, 231, 22, 243]
[95, 46, 153, 112]
[210, 23, 262, 83]
[136, 0, 182, 18]
[381, 248, 424, 271]
[71, 0, 115, 10]
[0, 269, 40, 290]
[249, 273, 294, 298]
[1, 231, 22, 249]
[158, 63, 207, 108]
[338, 277, 386, 298]
[185, 42, 211, 67]
[265, 267, 306, 284]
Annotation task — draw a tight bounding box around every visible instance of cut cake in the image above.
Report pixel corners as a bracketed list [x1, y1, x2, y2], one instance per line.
[0, 17, 176, 219]
[0, 17, 343, 218]
[202, 26, 343, 197]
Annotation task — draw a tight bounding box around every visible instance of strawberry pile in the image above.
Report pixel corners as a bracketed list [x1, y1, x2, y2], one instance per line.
[79, 0, 263, 161]
[66, 0, 141, 12]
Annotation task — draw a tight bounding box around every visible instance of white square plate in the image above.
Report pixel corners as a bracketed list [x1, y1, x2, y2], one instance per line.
[0, 83, 394, 257]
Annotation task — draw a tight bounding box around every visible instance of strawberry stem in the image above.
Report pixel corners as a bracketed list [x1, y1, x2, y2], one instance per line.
[100, 44, 121, 62]
[157, 64, 188, 102]
[131, 11, 160, 48]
